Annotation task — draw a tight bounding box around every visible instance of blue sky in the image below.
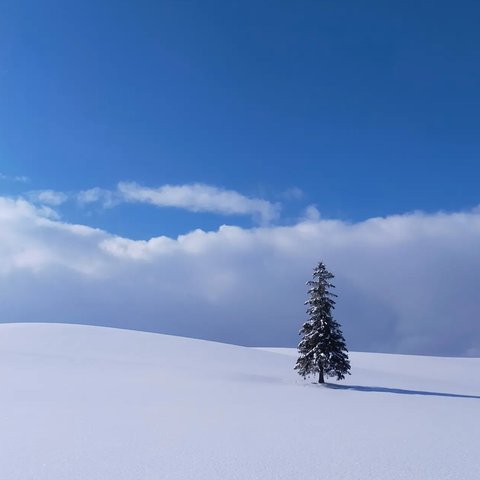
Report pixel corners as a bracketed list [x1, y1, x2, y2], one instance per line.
[2, 0, 480, 238]
[1, 2, 480, 354]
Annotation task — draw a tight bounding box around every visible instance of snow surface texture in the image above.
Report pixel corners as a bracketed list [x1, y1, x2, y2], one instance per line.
[0, 323, 479, 480]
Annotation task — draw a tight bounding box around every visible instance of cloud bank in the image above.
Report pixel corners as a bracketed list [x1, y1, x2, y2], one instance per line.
[1, 195, 479, 356]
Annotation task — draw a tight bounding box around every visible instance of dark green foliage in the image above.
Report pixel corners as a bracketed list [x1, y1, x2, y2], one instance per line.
[295, 262, 351, 383]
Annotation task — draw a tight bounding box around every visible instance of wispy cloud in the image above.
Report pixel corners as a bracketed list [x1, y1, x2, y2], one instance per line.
[1, 194, 480, 356]
[27, 190, 68, 206]
[302, 204, 321, 221]
[22, 182, 280, 224]
[77, 187, 118, 208]
[281, 187, 304, 200]
[117, 182, 280, 224]
[0, 173, 29, 183]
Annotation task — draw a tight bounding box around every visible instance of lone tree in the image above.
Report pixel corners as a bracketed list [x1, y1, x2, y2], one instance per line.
[295, 262, 351, 384]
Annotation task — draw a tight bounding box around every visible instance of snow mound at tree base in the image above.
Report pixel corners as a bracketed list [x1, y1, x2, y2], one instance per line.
[0, 323, 479, 480]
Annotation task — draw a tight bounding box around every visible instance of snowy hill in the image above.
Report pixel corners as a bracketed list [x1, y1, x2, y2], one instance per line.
[0, 323, 479, 479]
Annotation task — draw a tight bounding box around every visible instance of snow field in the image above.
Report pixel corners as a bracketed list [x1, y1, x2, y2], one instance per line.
[0, 323, 478, 479]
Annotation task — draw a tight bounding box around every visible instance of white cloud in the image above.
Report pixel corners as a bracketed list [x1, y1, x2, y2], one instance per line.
[1, 195, 479, 356]
[28, 189, 68, 206]
[117, 182, 280, 224]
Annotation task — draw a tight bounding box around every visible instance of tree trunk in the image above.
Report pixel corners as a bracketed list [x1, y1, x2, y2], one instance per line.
[318, 365, 325, 384]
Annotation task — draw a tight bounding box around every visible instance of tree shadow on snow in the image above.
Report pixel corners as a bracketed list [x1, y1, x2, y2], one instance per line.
[325, 384, 480, 399]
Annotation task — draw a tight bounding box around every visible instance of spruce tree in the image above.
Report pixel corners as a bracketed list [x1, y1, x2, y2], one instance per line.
[295, 262, 351, 383]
